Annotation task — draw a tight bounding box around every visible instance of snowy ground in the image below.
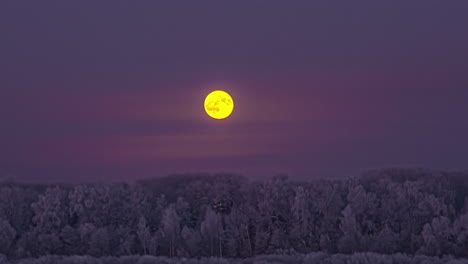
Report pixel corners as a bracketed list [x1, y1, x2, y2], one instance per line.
[2, 253, 468, 264]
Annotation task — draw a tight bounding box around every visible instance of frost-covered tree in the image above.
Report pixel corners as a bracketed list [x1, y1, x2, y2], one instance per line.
[148, 232, 159, 255]
[290, 186, 313, 252]
[31, 186, 68, 255]
[338, 205, 362, 253]
[201, 207, 223, 257]
[453, 211, 468, 257]
[371, 224, 399, 254]
[252, 176, 293, 254]
[77, 223, 96, 254]
[419, 216, 456, 256]
[59, 225, 80, 255]
[0, 219, 16, 254]
[89, 227, 110, 256]
[137, 216, 151, 255]
[112, 225, 135, 256]
[310, 181, 345, 253]
[224, 206, 253, 257]
[161, 204, 181, 257]
[32, 186, 68, 232]
[181, 226, 201, 257]
[0, 186, 37, 238]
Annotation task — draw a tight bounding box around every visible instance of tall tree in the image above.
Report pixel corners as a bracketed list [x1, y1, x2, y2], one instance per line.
[338, 205, 362, 253]
[137, 216, 151, 255]
[161, 204, 181, 257]
[201, 207, 223, 257]
[31, 186, 68, 255]
[290, 186, 312, 252]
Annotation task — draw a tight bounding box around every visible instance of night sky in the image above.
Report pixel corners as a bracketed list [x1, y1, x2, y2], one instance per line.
[1, 1, 468, 182]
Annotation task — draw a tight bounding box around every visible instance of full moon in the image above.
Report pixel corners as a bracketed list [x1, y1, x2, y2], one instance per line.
[204, 90, 234, 120]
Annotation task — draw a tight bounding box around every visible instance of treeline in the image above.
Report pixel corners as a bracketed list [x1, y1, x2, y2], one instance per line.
[2, 252, 467, 264]
[0, 169, 468, 259]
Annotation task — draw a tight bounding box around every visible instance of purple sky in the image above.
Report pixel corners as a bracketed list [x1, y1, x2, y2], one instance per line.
[1, 1, 468, 182]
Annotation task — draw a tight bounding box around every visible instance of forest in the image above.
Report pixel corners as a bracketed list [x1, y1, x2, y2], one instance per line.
[1, 168, 468, 263]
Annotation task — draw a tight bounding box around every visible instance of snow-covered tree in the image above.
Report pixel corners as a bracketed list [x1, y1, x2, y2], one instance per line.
[137, 216, 151, 255]
[0, 219, 16, 254]
[89, 227, 110, 256]
[32, 186, 68, 232]
[112, 225, 135, 256]
[224, 206, 253, 257]
[201, 207, 223, 257]
[419, 216, 455, 256]
[290, 186, 313, 252]
[371, 224, 399, 254]
[181, 226, 201, 257]
[161, 204, 181, 257]
[59, 225, 80, 255]
[31, 186, 68, 255]
[453, 211, 468, 257]
[338, 205, 362, 253]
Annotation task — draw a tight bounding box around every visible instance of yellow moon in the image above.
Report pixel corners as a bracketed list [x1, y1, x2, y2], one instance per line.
[204, 90, 234, 119]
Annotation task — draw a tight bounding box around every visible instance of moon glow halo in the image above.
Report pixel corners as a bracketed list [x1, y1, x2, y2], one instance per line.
[204, 90, 234, 120]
